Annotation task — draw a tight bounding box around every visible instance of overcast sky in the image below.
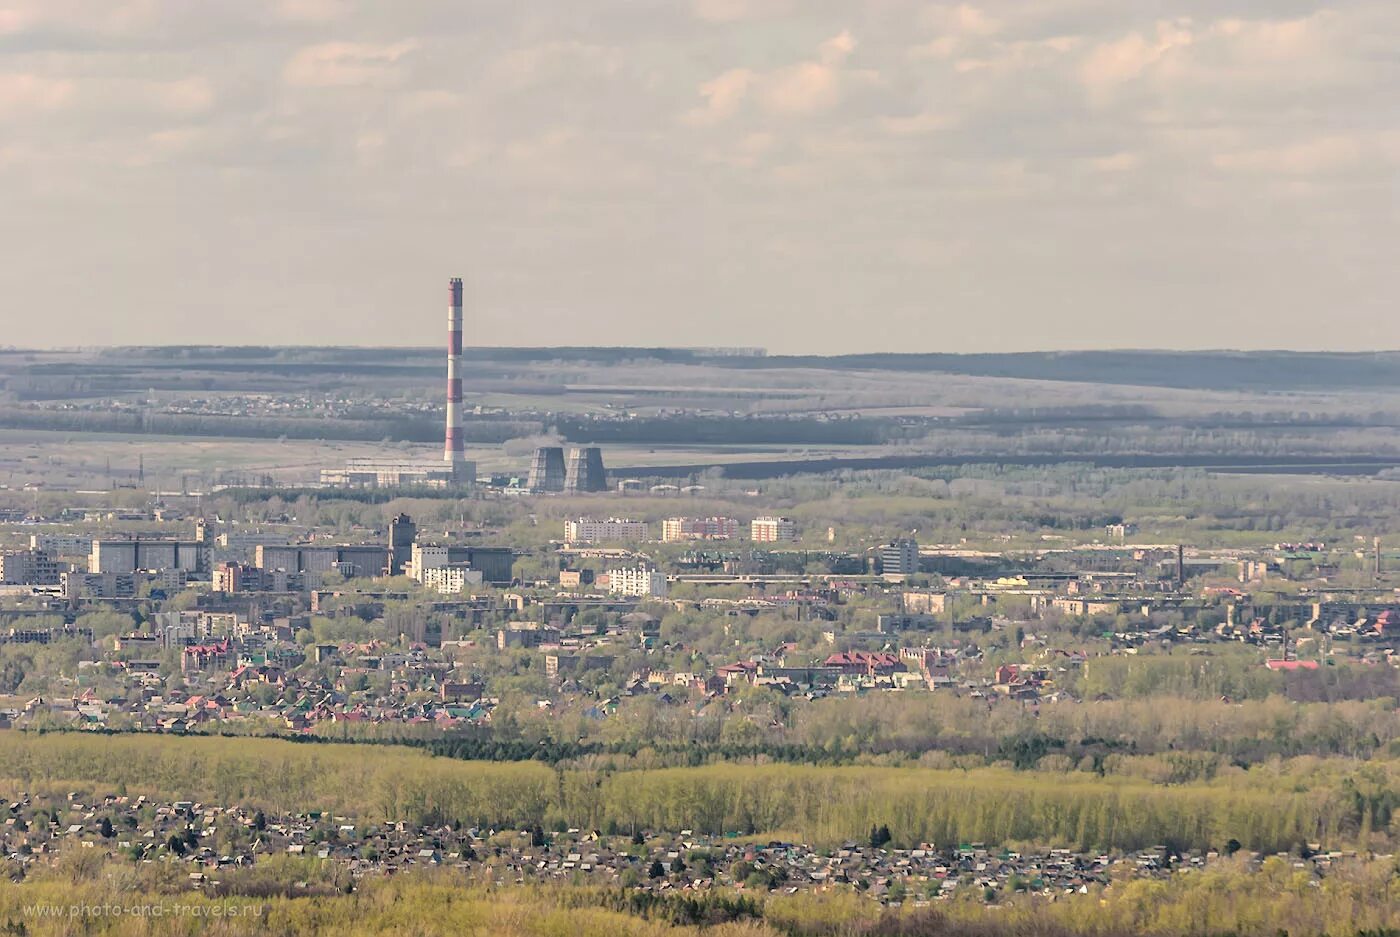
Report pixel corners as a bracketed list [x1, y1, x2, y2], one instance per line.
[2, 0, 1396, 353]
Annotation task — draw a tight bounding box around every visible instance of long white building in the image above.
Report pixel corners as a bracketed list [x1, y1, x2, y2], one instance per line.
[564, 517, 649, 543]
[661, 517, 740, 542]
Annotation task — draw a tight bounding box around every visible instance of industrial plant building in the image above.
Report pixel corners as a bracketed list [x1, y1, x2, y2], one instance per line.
[90, 538, 208, 575]
[255, 544, 390, 579]
[320, 277, 476, 490]
[320, 459, 472, 489]
[527, 447, 567, 493]
[525, 445, 608, 494]
[564, 447, 608, 493]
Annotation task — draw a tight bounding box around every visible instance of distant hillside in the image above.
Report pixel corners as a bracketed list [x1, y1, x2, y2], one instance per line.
[43, 346, 1400, 391]
[737, 350, 1400, 391]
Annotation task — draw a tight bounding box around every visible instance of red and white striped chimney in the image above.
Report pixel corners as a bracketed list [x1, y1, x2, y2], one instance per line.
[445, 277, 465, 469]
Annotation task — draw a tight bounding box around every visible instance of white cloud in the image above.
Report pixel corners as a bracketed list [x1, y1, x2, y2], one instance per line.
[1212, 136, 1368, 176]
[1080, 20, 1193, 90]
[687, 31, 866, 122]
[0, 73, 75, 115]
[490, 41, 623, 89]
[762, 62, 841, 114]
[878, 111, 954, 136]
[1089, 151, 1140, 173]
[271, 0, 349, 23]
[283, 40, 418, 88]
[691, 0, 793, 23]
[683, 67, 755, 125]
[818, 30, 856, 65]
[922, 4, 1002, 38]
[150, 76, 215, 115]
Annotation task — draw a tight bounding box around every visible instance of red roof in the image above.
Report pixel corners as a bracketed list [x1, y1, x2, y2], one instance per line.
[1264, 659, 1319, 671]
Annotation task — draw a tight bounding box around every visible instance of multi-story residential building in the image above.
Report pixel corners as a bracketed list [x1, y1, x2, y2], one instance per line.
[661, 517, 741, 542]
[605, 566, 667, 598]
[559, 568, 595, 588]
[212, 562, 303, 593]
[0, 549, 60, 585]
[880, 538, 920, 577]
[750, 516, 797, 542]
[28, 534, 92, 558]
[62, 571, 136, 599]
[114, 633, 162, 656]
[0, 626, 93, 646]
[213, 530, 292, 561]
[420, 565, 484, 595]
[408, 543, 515, 585]
[545, 653, 615, 678]
[388, 513, 417, 576]
[564, 517, 649, 543]
[901, 590, 947, 615]
[497, 624, 562, 650]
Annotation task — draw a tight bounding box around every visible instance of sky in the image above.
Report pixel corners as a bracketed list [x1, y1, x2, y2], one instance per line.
[1, 0, 1397, 354]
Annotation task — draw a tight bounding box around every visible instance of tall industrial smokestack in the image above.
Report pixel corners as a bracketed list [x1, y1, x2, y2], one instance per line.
[445, 277, 465, 473]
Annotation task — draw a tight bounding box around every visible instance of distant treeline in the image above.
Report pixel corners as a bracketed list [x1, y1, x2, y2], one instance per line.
[0, 407, 539, 443]
[28, 346, 1400, 391]
[555, 415, 917, 446]
[732, 350, 1400, 391]
[617, 452, 1400, 480]
[955, 405, 1400, 429]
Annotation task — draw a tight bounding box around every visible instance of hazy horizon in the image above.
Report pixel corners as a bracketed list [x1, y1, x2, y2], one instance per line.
[3, 0, 1396, 353]
[8, 344, 1400, 359]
